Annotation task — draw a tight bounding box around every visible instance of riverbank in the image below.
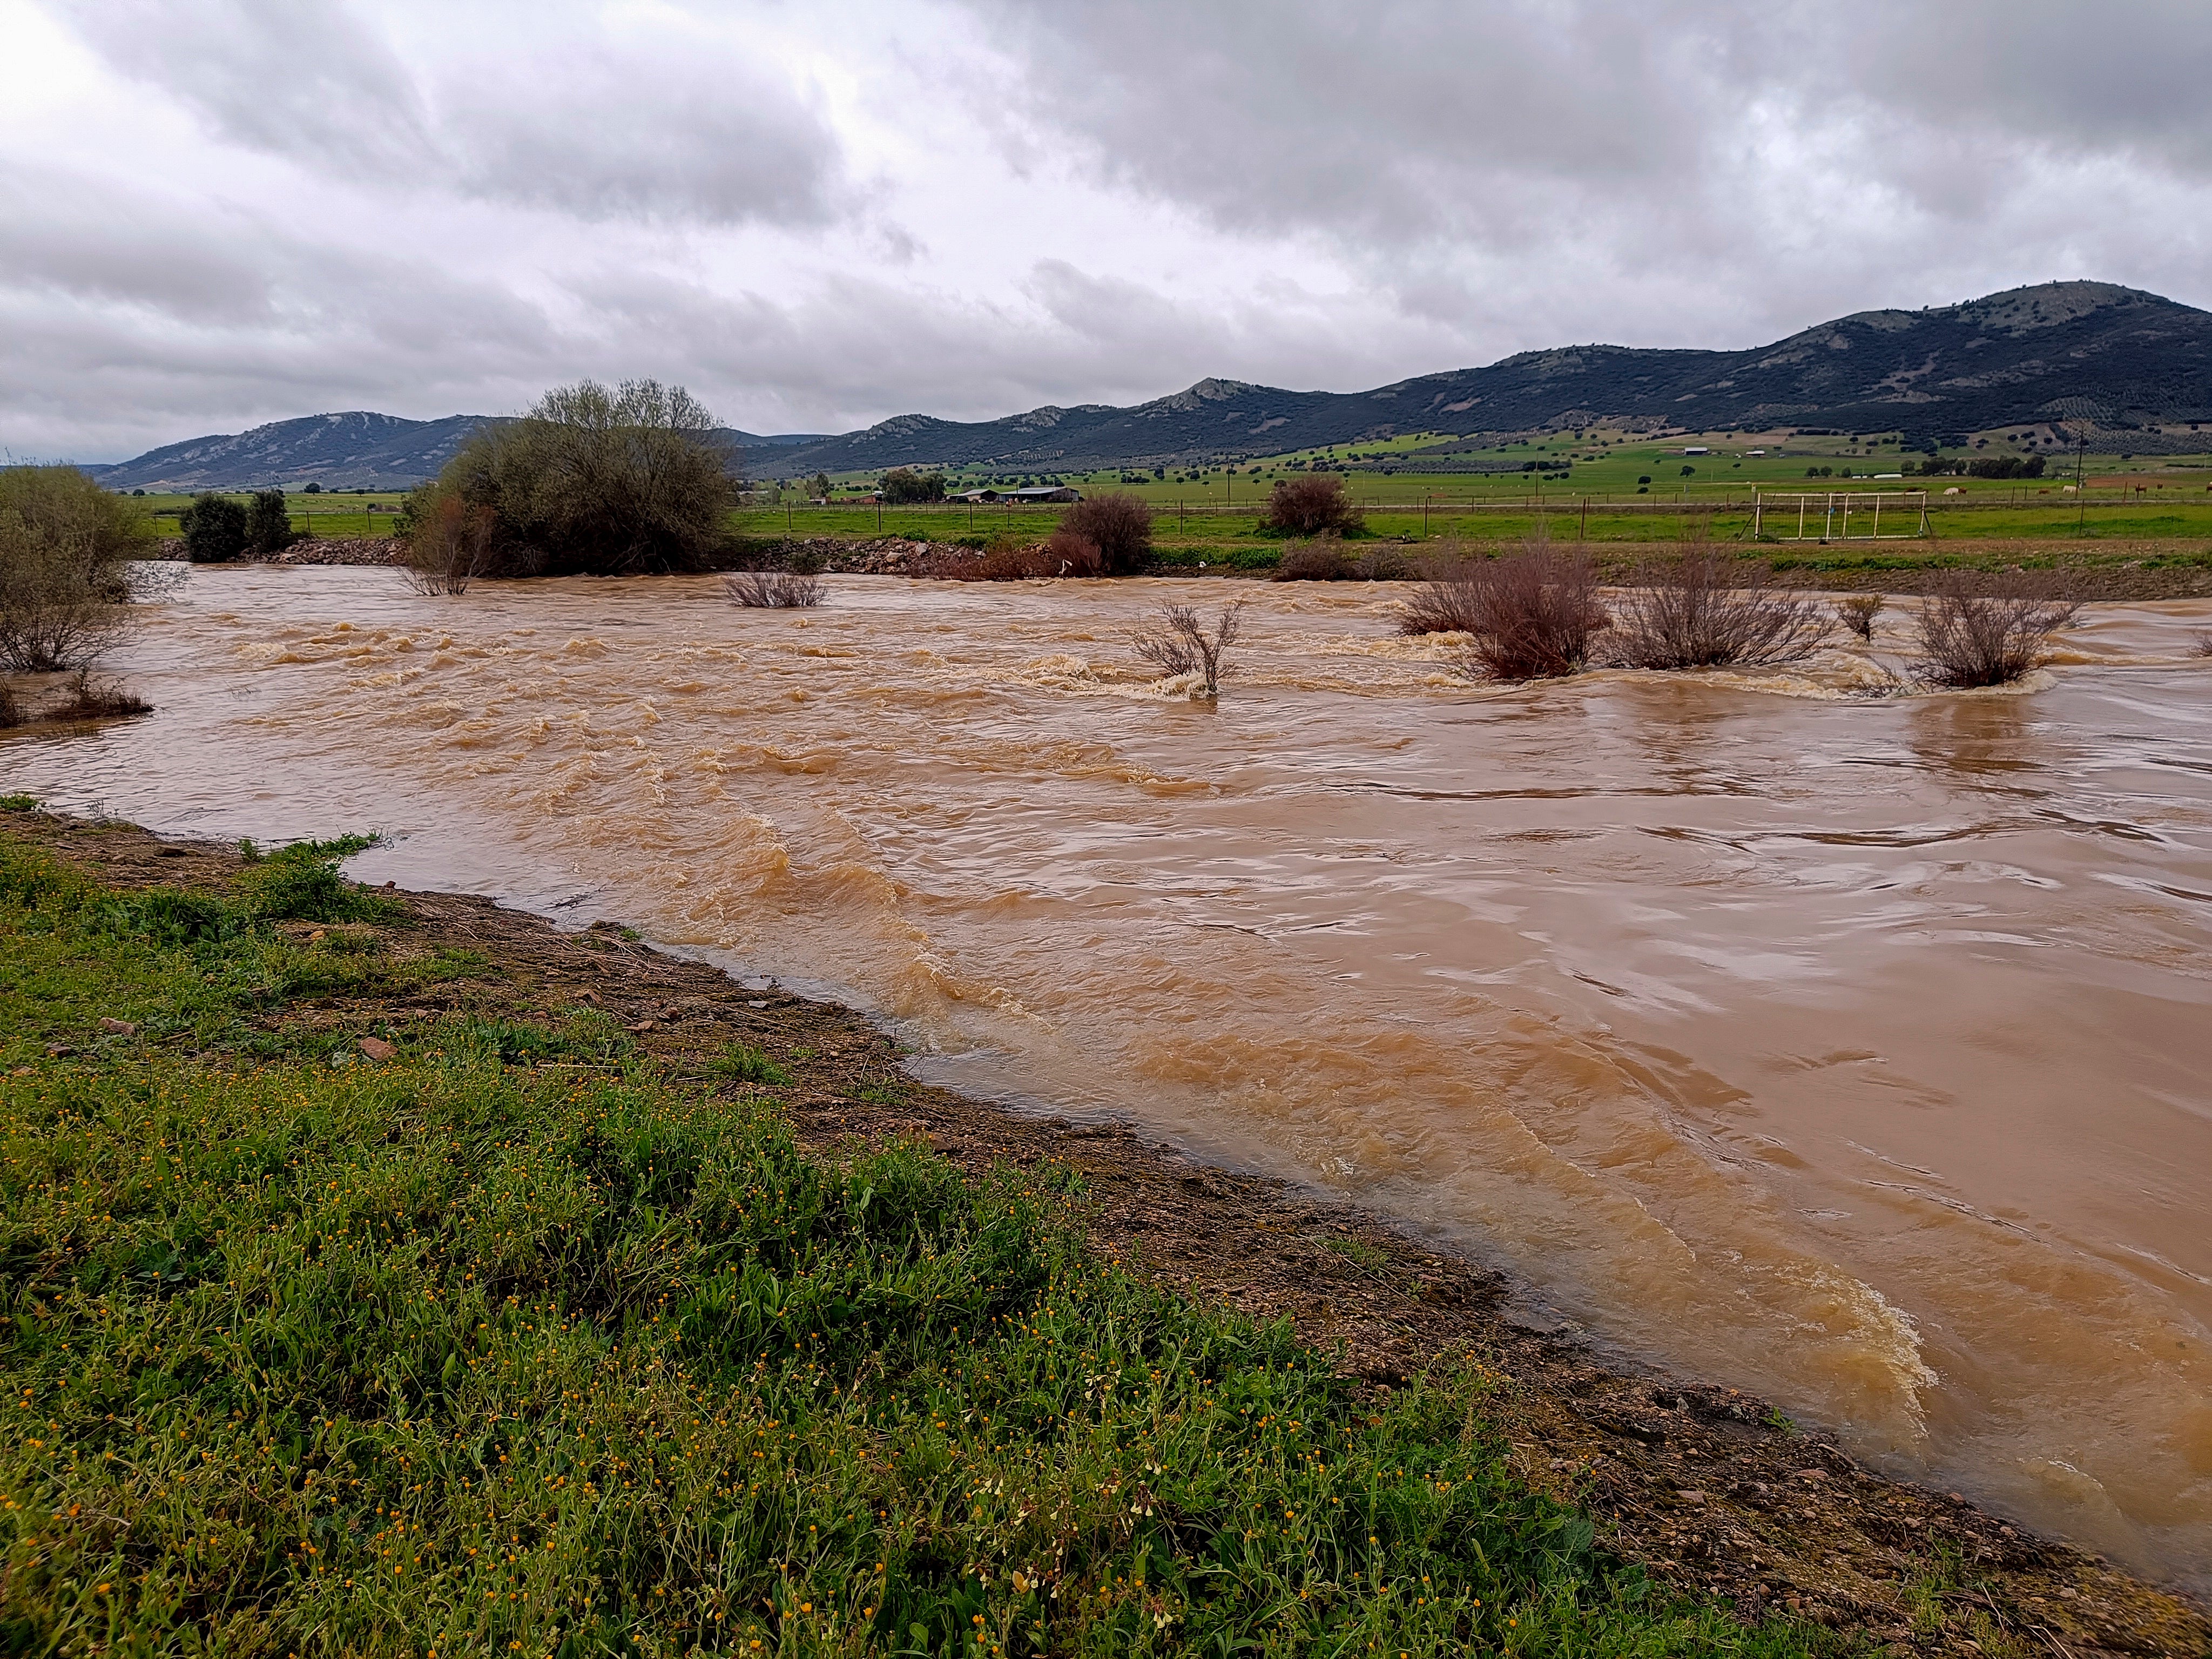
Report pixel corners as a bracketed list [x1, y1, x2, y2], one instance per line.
[4, 808, 2204, 1656]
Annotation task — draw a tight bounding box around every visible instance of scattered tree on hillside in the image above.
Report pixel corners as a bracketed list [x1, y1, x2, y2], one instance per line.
[807, 471, 831, 500]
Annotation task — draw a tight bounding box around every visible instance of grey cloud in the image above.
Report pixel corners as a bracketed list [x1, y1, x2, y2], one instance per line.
[57, 0, 437, 177]
[55, 0, 846, 226]
[965, 0, 2212, 326]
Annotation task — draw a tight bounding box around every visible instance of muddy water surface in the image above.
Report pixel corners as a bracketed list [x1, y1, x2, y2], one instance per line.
[8, 568, 2211, 1589]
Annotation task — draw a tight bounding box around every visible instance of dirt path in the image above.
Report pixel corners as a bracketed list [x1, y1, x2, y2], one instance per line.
[28, 814, 2212, 1658]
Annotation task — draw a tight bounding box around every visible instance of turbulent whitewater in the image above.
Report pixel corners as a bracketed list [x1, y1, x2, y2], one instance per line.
[7, 567, 2210, 1588]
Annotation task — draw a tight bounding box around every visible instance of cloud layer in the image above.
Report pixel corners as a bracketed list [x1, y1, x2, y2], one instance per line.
[5, 0, 2210, 460]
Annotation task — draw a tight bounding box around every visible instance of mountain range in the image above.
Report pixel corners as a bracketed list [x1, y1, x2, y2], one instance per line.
[83, 281, 2212, 490]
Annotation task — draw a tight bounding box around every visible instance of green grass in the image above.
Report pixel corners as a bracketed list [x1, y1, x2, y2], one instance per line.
[0, 831, 1856, 1655]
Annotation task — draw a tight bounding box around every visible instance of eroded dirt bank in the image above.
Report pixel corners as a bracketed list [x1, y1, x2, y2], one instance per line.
[26, 814, 2210, 1659]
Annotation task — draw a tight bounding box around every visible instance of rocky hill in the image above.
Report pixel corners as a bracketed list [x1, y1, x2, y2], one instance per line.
[84, 281, 2212, 487]
[90, 413, 822, 491]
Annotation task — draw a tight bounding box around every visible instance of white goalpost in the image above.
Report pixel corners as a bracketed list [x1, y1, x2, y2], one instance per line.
[1750, 489, 1930, 542]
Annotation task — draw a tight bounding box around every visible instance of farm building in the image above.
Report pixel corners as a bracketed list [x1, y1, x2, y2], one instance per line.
[954, 485, 1083, 504]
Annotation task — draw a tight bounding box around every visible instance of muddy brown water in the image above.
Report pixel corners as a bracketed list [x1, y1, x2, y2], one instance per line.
[7, 566, 2211, 1593]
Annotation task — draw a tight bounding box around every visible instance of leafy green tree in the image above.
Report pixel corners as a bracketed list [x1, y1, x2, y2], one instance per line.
[178, 493, 248, 563]
[0, 466, 154, 670]
[808, 471, 831, 499]
[880, 468, 945, 504]
[415, 381, 734, 577]
[245, 490, 300, 558]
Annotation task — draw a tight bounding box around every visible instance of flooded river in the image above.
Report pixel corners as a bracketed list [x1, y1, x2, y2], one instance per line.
[6, 567, 2210, 1589]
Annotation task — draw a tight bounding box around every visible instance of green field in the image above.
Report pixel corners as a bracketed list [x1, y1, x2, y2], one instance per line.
[122, 425, 2212, 563]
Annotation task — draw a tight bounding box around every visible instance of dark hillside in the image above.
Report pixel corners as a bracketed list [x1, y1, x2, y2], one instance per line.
[82, 281, 2212, 486]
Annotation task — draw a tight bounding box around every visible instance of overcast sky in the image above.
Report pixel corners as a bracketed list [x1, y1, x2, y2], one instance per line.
[6, 0, 2211, 460]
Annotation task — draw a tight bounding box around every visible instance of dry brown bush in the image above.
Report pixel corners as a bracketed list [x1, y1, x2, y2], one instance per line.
[1134, 601, 1246, 696]
[724, 570, 824, 608]
[1608, 550, 1832, 670]
[2193, 631, 2211, 658]
[1425, 545, 1608, 680]
[1059, 492, 1152, 572]
[1042, 528, 1103, 577]
[0, 681, 21, 729]
[1835, 594, 1884, 640]
[51, 669, 151, 720]
[1354, 546, 1411, 581]
[1910, 571, 2081, 688]
[1398, 541, 1485, 635]
[1260, 475, 1363, 536]
[1272, 538, 1352, 581]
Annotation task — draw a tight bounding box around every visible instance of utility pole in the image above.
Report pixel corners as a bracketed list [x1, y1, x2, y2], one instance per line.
[2075, 425, 2088, 535]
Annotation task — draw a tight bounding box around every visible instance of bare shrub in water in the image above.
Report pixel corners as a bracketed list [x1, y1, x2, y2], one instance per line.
[1910, 571, 2082, 689]
[1836, 593, 1884, 640]
[724, 570, 823, 608]
[1134, 601, 1246, 697]
[1272, 537, 1352, 581]
[1608, 549, 1833, 670]
[2193, 631, 2212, 658]
[0, 681, 21, 728]
[51, 669, 151, 720]
[403, 494, 495, 596]
[1402, 541, 1607, 680]
[0, 465, 153, 671]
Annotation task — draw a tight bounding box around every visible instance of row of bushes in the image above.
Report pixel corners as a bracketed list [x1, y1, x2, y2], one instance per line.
[1398, 543, 2079, 688]
[176, 489, 305, 562]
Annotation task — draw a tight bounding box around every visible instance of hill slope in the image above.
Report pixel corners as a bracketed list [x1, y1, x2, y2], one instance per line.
[87, 281, 2212, 487]
[93, 413, 825, 490]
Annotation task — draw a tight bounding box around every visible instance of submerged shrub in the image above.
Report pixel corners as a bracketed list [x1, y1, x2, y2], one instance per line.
[1406, 542, 1608, 680]
[1836, 593, 1884, 641]
[50, 669, 151, 721]
[1134, 600, 1246, 696]
[725, 569, 823, 608]
[1259, 474, 1363, 536]
[1608, 550, 1833, 670]
[1910, 571, 2081, 688]
[409, 380, 735, 578]
[1059, 491, 1152, 573]
[403, 494, 495, 595]
[1272, 537, 1353, 581]
[178, 492, 248, 562]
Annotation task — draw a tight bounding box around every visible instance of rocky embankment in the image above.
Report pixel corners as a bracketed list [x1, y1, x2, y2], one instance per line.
[152, 537, 406, 567]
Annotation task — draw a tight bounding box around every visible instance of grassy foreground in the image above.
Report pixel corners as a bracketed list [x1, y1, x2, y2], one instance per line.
[0, 822, 1847, 1656]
